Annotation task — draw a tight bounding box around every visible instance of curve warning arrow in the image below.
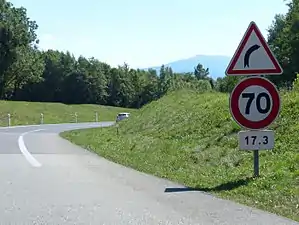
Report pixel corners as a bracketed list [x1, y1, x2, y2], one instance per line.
[244, 44, 260, 68]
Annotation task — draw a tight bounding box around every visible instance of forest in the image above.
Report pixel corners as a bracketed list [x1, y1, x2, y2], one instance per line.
[0, 0, 298, 108]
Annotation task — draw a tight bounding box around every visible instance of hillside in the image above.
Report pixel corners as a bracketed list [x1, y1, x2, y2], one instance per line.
[143, 55, 231, 79]
[0, 100, 134, 127]
[62, 89, 299, 222]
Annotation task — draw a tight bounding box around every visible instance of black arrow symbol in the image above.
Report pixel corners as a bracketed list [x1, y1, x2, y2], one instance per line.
[244, 44, 260, 68]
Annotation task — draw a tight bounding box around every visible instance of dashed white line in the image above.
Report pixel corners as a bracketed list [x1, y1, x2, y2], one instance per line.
[18, 129, 45, 167]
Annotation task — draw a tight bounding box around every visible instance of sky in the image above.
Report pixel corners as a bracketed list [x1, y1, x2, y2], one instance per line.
[9, 0, 289, 68]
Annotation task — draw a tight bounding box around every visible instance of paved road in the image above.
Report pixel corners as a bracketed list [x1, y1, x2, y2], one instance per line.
[0, 122, 297, 225]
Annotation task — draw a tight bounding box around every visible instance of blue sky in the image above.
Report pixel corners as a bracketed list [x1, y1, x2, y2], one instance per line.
[9, 0, 288, 68]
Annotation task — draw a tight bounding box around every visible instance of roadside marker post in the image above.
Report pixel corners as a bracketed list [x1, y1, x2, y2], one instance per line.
[95, 112, 98, 122]
[226, 21, 283, 177]
[75, 112, 78, 123]
[7, 114, 11, 127]
[40, 113, 44, 124]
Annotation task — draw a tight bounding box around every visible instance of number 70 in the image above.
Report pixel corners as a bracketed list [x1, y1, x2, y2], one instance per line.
[242, 92, 271, 114]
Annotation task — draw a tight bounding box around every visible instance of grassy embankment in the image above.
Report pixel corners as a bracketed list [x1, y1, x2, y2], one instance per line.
[0, 100, 133, 126]
[61, 89, 299, 222]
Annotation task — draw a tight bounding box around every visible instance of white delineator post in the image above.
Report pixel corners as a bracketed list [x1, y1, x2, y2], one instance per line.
[95, 112, 98, 122]
[75, 112, 78, 123]
[40, 113, 44, 124]
[7, 114, 11, 127]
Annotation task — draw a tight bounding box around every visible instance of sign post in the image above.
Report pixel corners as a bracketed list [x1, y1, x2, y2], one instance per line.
[225, 21, 283, 177]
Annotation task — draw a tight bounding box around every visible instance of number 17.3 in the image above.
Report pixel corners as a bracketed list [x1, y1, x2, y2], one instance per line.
[245, 135, 268, 145]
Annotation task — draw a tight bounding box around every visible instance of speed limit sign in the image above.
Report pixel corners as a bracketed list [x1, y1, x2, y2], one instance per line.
[230, 77, 280, 130]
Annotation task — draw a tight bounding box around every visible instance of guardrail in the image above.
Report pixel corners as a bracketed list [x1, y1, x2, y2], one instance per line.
[0, 112, 100, 127]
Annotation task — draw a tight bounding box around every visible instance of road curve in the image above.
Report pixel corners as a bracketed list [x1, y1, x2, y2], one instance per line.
[0, 122, 297, 225]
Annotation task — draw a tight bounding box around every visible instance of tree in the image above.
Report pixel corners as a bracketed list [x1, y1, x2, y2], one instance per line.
[194, 63, 209, 80]
[0, 1, 39, 97]
[6, 46, 45, 99]
[158, 65, 170, 96]
[266, 0, 299, 88]
[214, 76, 242, 93]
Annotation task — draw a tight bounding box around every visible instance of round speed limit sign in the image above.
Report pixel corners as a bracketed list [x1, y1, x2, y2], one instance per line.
[230, 77, 280, 130]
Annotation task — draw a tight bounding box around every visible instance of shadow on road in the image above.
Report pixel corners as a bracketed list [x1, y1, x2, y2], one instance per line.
[164, 177, 254, 193]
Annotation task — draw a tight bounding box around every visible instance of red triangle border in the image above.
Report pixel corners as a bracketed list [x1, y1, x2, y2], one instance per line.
[226, 21, 283, 76]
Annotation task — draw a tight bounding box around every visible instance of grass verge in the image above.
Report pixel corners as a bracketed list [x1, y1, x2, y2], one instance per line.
[0, 100, 134, 126]
[61, 89, 299, 222]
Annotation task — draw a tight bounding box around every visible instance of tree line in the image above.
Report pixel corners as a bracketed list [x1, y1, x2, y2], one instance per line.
[0, 0, 214, 109]
[0, 0, 298, 109]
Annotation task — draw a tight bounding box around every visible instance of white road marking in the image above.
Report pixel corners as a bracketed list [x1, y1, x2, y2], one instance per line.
[0, 122, 109, 130]
[0, 124, 41, 129]
[18, 129, 45, 167]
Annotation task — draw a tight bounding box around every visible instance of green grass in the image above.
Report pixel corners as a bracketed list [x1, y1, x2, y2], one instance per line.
[61, 89, 299, 222]
[0, 100, 134, 126]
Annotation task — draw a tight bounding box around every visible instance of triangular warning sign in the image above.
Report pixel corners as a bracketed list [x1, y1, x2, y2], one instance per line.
[225, 21, 283, 76]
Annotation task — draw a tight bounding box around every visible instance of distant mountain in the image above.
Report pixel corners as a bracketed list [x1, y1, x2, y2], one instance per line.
[143, 55, 231, 79]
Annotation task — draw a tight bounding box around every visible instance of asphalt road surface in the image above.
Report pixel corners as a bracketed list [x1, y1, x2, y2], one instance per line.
[0, 122, 298, 225]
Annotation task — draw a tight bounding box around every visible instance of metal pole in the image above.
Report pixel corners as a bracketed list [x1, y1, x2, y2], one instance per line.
[253, 150, 259, 177]
[75, 112, 78, 123]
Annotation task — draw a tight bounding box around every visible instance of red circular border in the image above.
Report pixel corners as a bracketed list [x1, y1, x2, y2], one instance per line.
[230, 77, 280, 130]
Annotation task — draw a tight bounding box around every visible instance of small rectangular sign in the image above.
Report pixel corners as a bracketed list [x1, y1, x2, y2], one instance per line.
[238, 130, 274, 150]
